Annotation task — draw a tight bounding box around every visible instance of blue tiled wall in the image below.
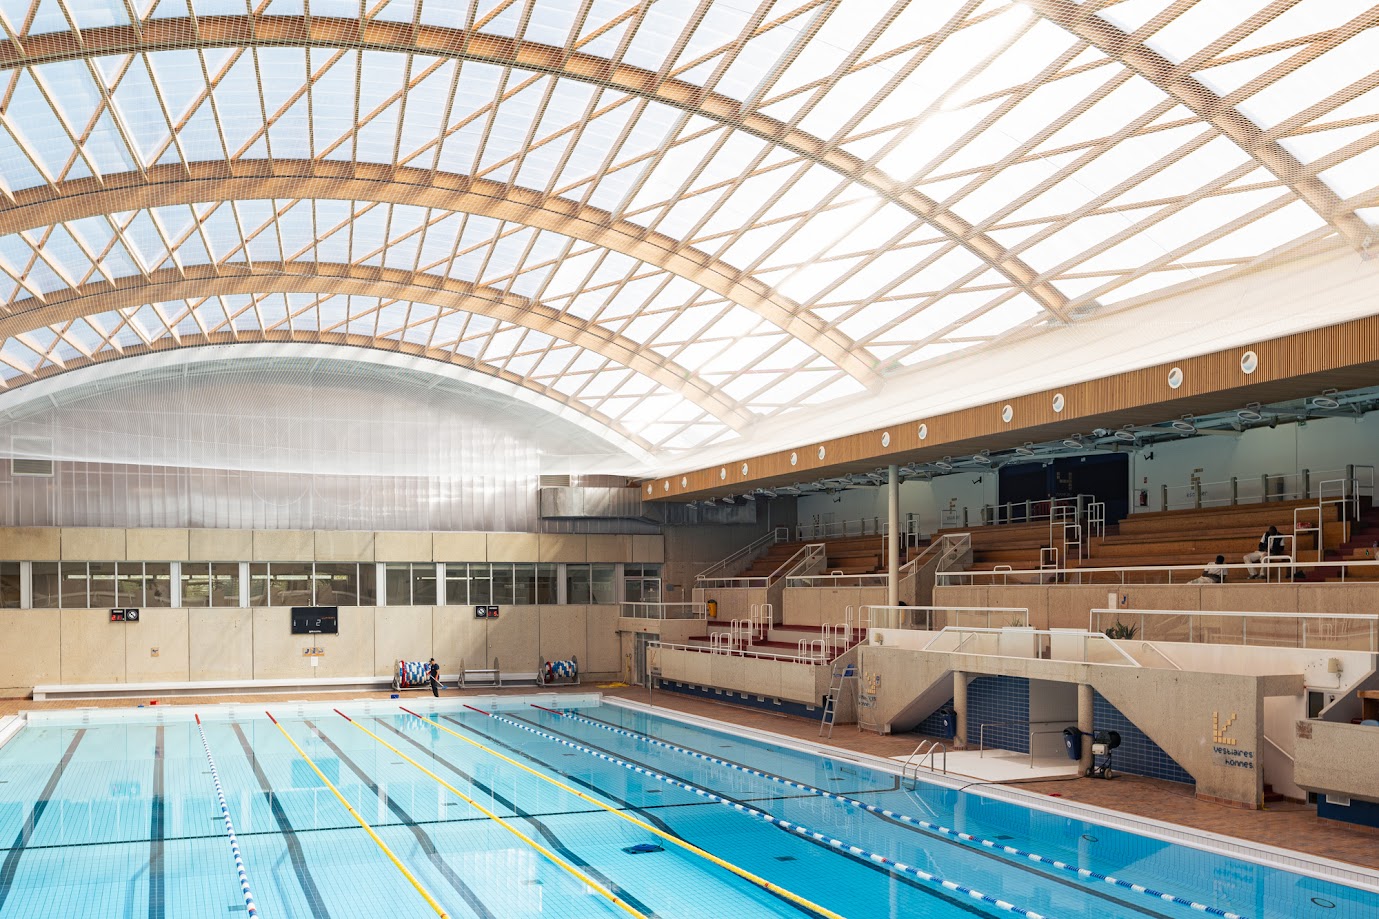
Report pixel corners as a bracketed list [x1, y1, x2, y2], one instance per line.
[1093, 691, 1194, 785]
[966, 676, 1030, 753]
[1318, 795, 1379, 828]
[915, 698, 955, 736]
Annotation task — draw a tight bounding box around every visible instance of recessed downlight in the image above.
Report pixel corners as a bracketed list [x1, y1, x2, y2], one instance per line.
[1001, 404, 1013, 423]
[1052, 393, 1065, 413]
[681, 476, 688, 487]
[1240, 350, 1258, 374]
[881, 431, 891, 448]
[719, 467, 727, 480]
[1167, 367, 1184, 389]
[790, 451, 798, 466]
[817, 446, 826, 460]
[663, 480, 670, 491]
[918, 423, 928, 440]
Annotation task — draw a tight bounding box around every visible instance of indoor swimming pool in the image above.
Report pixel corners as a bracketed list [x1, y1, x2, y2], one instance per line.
[0, 694, 1373, 919]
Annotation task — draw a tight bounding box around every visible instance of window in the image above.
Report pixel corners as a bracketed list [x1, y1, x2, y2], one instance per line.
[445, 562, 470, 605]
[314, 563, 360, 606]
[385, 563, 436, 606]
[536, 563, 558, 604]
[181, 562, 212, 607]
[623, 563, 662, 603]
[492, 564, 515, 605]
[567, 564, 617, 604]
[249, 563, 269, 607]
[86, 562, 115, 607]
[470, 563, 492, 604]
[269, 563, 314, 607]
[145, 563, 172, 608]
[31, 562, 59, 608]
[0, 562, 18, 609]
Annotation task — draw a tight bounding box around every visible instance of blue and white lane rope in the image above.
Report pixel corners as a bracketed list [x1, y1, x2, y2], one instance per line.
[476, 710, 1052, 919]
[550, 708, 1248, 919]
[195, 715, 260, 918]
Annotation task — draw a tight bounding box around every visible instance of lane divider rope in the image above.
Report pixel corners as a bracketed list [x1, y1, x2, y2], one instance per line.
[264, 711, 450, 919]
[399, 706, 850, 919]
[551, 708, 1248, 919]
[194, 714, 259, 919]
[332, 708, 647, 919]
[480, 708, 1052, 919]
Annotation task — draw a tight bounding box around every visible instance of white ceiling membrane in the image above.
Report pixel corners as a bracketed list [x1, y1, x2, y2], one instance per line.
[0, 0, 1373, 471]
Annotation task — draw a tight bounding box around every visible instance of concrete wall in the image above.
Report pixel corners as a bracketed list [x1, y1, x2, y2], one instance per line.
[0, 604, 622, 693]
[650, 645, 829, 706]
[935, 582, 1379, 645]
[1294, 719, 1379, 803]
[2, 526, 664, 565]
[859, 644, 1290, 807]
[782, 586, 888, 627]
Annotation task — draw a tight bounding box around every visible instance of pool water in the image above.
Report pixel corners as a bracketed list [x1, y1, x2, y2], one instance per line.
[0, 696, 1373, 919]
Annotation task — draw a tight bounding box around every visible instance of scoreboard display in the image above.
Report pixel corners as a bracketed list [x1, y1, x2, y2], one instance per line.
[291, 607, 339, 634]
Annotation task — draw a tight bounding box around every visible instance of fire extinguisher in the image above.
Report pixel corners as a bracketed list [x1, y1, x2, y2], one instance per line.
[1137, 489, 1148, 507]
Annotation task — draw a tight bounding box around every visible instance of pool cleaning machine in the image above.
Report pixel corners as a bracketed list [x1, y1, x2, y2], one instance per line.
[1063, 726, 1122, 779]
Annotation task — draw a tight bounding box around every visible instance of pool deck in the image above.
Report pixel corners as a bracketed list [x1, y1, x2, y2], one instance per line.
[1, 681, 1376, 875]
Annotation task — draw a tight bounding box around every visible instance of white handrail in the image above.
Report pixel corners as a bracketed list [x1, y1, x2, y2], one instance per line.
[697, 526, 789, 581]
[652, 641, 826, 665]
[940, 557, 1379, 585]
[923, 626, 1143, 667]
[865, 605, 1030, 631]
[1088, 606, 1379, 651]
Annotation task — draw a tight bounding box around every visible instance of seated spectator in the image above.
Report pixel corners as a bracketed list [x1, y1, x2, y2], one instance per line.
[1244, 526, 1285, 578]
[1188, 555, 1229, 585]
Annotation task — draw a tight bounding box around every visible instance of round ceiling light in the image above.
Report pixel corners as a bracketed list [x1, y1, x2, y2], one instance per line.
[881, 431, 890, 448]
[663, 480, 670, 491]
[1167, 367, 1184, 389]
[918, 423, 928, 440]
[681, 476, 688, 487]
[741, 462, 749, 475]
[1240, 350, 1259, 374]
[790, 451, 798, 466]
[1052, 393, 1065, 413]
[646, 484, 653, 494]
[1001, 405, 1013, 423]
[817, 446, 826, 460]
[719, 467, 727, 480]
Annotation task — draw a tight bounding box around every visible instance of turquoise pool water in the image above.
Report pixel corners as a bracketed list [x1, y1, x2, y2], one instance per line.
[0, 696, 1373, 918]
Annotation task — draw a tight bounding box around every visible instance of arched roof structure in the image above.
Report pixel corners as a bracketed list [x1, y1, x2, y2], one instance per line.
[0, 0, 1375, 468]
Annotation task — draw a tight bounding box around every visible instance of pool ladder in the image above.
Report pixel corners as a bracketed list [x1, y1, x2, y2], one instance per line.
[902, 740, 948, 786]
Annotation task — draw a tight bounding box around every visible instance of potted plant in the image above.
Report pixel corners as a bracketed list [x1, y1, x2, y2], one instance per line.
[1104, 620, 1137, 640]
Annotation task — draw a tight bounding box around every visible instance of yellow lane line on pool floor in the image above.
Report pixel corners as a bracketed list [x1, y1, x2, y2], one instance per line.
[332, 709, 647, 919]
[402, 705, 850, 919]
[264, 711, 450, 919]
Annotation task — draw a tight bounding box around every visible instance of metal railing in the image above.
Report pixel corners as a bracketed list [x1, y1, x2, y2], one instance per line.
[1088, 607, 1379, 652]
[940, 557, 1379, 586]
[620, 602, 707, 620]
[650, 640, 828, 665]
[978, 494, 1096, 527]
[923, 626, 1142, 666]
[1160, 465, 1375, 512]
[978, 721, 1069, 767]
[865, 605, 1030, 631]
[796, 514, 923, 543]
[902, 740, 947, 783]
[695, 526, 789, 582]
[698, 541, 825, 590]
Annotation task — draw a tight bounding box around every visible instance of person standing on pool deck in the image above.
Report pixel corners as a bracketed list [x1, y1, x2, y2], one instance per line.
[429, 658, 441, 697]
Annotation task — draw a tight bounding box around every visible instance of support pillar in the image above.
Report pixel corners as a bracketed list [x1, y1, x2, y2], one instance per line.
[953, 671, 968, 750]
[1078, 682, 1094, 773]
[887, 464, 900, 607]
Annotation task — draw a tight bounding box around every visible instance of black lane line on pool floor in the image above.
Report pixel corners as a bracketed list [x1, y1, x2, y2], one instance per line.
[430, 714, 828, 919]
[507, 712, 1177, 919]
[149, 725, 165, 919]
[374, 717, 663, 919]
[544, 710, 1181, 919]
[230, 721, 332, 919]
[446, 714, 999, 919]
[0, 728, 85, 914]
[300, 718, 496, 919]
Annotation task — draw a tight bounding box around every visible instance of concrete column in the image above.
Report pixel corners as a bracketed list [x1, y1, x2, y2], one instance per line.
[953, 670, 968, 750]
[1078, 682, 1094, 773]
[887, 464, 900, 607]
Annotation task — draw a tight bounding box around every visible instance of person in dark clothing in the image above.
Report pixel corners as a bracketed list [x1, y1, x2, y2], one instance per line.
[428, 658, 441, 697]
[1244, 526, 1284, 578]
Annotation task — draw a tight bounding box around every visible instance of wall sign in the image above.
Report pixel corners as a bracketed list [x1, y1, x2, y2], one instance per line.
[474, 605, 500, 619]
[110, 608, 140, 622]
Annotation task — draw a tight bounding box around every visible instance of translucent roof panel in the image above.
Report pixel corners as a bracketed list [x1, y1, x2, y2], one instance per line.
[0, 0, 1372, 468]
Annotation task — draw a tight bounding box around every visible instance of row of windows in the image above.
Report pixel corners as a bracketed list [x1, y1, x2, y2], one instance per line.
[0, 561, 659, 609]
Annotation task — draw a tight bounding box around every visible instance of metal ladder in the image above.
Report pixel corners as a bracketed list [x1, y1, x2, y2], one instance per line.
[819, 663, 856, 738]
